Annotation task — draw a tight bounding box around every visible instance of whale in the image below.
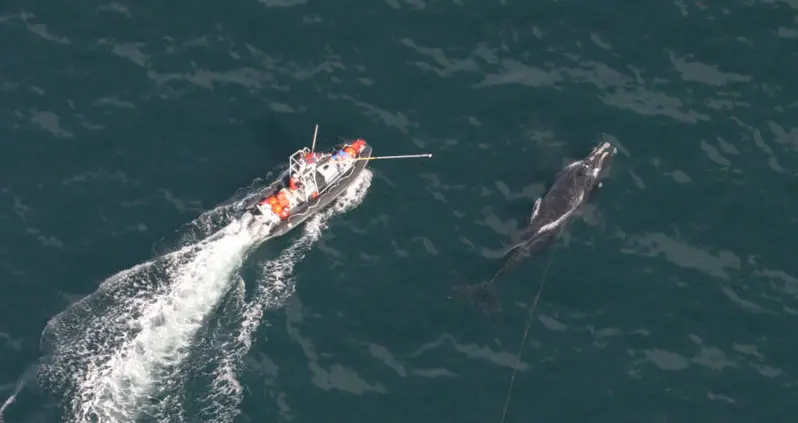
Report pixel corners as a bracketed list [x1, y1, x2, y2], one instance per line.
[455, 141, 617, 313]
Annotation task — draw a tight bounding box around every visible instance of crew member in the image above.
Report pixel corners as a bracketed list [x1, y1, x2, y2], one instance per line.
[289, 176, 302, 191]
[303, 152, 320, 164]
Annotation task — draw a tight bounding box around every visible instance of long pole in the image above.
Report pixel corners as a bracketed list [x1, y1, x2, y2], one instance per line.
[310, 124, 319, 154]
[352, 153, 433, 161]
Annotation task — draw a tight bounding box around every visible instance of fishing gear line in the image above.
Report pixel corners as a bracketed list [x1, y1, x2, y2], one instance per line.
[499, 224, 567, 423]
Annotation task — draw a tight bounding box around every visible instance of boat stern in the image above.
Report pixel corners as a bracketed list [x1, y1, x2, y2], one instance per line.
[253, 191, 294, 222]
[255, 203, 282, 223]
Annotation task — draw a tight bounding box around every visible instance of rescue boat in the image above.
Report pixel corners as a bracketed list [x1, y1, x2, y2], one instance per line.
[241, 133, 373, 238]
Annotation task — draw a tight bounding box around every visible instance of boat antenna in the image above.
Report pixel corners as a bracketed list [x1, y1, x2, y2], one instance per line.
[353, 153, 433, 161]
[310, 124, 319, 154]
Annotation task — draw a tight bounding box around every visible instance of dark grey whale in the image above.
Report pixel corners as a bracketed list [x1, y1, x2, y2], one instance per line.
[455, 141, 617, 312]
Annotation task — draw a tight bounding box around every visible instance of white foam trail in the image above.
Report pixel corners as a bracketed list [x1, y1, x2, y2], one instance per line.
[0, 383, 21, 423]
[68, 218, 275, 422]
[201, 170, 373, 423]
[27, 169, 372, 423]
[33, 239, 221, 421]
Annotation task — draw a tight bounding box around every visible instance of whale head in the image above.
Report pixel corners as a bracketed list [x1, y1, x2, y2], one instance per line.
[586, 142, 616, 174]
[577, 141, 617, 192]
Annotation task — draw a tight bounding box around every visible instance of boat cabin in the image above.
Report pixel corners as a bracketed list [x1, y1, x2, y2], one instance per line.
[288, 148, 321, 202]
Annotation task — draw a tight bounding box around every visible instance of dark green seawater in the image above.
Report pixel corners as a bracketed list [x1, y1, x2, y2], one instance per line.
[2, 0, 798, 422]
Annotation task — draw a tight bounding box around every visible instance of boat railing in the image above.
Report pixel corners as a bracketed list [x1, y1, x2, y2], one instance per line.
[289, 148, 311, 176]
[288, 148, 320, 202]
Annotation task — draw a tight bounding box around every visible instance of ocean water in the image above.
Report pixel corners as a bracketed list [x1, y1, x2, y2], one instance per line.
[1, 1, 797, 422]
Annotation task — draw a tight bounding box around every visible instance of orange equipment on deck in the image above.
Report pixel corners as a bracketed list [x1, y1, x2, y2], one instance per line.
[273, 190, 291, 220]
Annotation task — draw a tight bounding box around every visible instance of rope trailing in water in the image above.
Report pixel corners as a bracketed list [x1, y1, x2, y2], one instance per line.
[499, 224, 567, 423]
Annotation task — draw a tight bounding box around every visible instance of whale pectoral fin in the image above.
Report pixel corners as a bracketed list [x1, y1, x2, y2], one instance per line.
[530, 198, 541, 223]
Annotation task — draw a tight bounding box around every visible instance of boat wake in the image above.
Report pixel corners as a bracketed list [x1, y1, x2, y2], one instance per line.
[190, 169, 373, 423]
[1, 170, 372, 423]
